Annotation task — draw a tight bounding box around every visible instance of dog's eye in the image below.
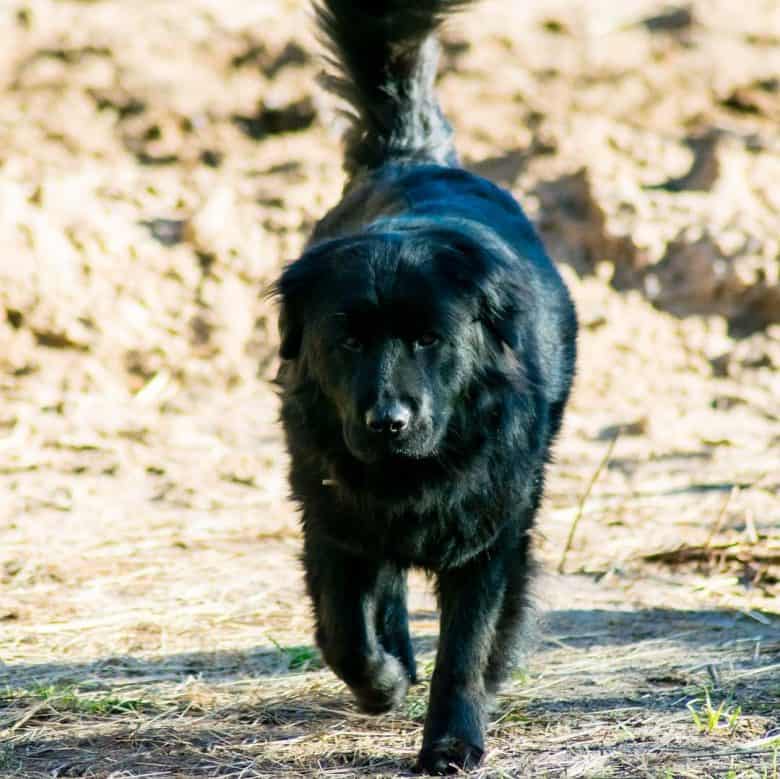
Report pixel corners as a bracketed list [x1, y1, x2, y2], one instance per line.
[414, 333, 439, 349]
[341, 335, 363, 352]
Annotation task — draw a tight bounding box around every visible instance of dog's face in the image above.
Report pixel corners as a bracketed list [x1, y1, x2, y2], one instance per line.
[275, 230, 522, 463]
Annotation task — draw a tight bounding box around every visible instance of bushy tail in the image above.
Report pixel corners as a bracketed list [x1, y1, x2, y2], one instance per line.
[315, 0, 474, 176]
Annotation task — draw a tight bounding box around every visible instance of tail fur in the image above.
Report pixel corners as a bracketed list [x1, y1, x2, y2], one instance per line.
[315, 0, 474, 175]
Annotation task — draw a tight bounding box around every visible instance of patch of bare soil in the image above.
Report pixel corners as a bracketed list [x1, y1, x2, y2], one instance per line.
[0, 1, 778, 777]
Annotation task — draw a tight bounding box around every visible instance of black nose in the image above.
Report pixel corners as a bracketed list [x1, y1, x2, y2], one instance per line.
[365, 402, 411, 435]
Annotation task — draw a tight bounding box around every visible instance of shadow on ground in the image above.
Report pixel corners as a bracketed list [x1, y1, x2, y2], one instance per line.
[3, 607, 777, 690]
[542, 606, 780, 648]
[2, 607, 778, 777]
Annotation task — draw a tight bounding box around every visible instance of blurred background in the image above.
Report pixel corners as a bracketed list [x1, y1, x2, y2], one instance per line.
[1, 1, 778, 776]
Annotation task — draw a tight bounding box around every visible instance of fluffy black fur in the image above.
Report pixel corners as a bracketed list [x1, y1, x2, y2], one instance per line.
[272, 1, 577, 773]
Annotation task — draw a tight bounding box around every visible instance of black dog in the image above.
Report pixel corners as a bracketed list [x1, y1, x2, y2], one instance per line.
[272, 1, 577, 773]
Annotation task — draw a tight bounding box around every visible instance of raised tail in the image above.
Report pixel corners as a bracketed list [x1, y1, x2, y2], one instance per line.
[314, 0, 475, 176]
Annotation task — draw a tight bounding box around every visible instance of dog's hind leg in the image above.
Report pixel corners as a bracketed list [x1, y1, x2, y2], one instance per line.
[482, 530, 534, 697]
[304, 535, 411, 714]
[375, 563, 417, 684]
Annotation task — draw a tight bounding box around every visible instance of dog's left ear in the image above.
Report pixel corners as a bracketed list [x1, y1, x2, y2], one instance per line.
[435, 233, 526, 352]
[478, 267, 524, 352]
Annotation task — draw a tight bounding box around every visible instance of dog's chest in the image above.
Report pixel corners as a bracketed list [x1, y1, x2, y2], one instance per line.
[318, 488, 515, 570]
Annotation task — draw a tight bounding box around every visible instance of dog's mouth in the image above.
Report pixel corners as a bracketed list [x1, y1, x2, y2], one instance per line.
[342, 421, 438, 464]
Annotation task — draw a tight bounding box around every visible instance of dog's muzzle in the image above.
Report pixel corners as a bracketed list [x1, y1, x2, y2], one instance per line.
[365, 401, 412, 436]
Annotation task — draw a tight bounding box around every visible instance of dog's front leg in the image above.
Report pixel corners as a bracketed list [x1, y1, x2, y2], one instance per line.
[304, 535, 411, 714]
[416, 550, 506, 774]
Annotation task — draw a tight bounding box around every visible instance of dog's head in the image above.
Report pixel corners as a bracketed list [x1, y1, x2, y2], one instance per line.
[273, 225, 528, 464]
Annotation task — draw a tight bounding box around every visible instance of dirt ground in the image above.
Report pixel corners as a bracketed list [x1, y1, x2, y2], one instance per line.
[1, 0, 779, 776]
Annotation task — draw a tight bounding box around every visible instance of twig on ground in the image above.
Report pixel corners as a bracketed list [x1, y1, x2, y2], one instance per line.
[705, 485, 739, 548]
[558, 432, 619, 574]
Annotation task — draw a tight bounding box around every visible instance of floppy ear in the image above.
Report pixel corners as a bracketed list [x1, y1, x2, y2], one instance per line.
[278, 297, 303, 360]
[479, 271, 524, 352]
[271, 263, 309, 361]
[271, 244, 335, 360]
[433, 230, 526, 352]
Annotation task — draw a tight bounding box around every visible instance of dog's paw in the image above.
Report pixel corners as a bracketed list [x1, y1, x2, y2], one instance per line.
[353, 654, 409, 715]
[415, 737, 484, 775]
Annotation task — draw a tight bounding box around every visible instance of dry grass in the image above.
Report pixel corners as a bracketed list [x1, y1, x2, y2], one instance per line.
[3, 606, 780, 777]
[1, 0, 779, 776]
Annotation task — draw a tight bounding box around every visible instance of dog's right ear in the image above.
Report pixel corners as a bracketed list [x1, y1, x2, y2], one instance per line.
[277, 297, 303, 360]
[268, 268, 305, 361]
[269, 246, 333, 361]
